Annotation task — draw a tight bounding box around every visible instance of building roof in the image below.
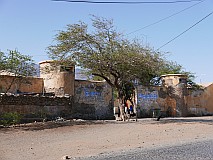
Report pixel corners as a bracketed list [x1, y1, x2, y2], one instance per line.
[160, 74, 187, 78]
[39, 60, 55, 65]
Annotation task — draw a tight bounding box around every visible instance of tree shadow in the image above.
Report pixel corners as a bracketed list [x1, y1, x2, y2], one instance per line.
[158, 117, 213, 125]
[1, 117, 212, 133]
[0, 120, 106, 132]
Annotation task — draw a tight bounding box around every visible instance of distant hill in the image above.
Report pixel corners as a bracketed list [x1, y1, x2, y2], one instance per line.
[34, 64, 40, 77]
[35, 64, 91, 80]
[75, 68, 90, 80]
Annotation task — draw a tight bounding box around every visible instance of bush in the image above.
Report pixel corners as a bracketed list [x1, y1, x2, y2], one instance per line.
[0, 112, 22, 126]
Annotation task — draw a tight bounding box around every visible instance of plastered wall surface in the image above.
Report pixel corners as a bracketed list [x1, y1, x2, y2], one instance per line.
[39, 61, 75, 96]
[186, 84, 213, 115]
[74, 80, 113, 119]
[0, 75, 43, 94]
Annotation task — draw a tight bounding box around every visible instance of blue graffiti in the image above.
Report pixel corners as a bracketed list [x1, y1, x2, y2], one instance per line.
[84, 91, 101, 97]
[138, 93, 158, 100]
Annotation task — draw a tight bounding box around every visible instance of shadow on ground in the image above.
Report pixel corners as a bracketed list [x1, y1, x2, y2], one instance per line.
[1, 116, 212, 132]
[0, 120, 106, 132]
[157, 117, 213, 125]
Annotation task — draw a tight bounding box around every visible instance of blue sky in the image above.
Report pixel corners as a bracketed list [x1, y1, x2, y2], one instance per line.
[0, 0, 212, 84]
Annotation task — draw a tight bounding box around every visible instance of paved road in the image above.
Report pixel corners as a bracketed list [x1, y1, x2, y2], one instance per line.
[75, 140, 213, 160]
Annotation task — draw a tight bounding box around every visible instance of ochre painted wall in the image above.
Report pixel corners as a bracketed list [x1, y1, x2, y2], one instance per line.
[0, 75, 43, 94]
[186, 84, 213, 115]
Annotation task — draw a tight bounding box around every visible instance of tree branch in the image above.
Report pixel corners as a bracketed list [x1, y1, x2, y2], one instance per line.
[92, 73, 114, 87]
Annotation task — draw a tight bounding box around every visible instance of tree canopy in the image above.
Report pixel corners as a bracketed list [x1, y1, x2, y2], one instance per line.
[48, 16, 189, 99]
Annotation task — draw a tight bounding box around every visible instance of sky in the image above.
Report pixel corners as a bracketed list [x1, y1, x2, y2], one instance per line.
[0, 0, 212, 84]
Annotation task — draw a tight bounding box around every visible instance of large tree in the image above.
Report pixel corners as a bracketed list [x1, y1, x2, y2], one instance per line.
[0, 50, 37, 93]
[47, 16, 185, 101]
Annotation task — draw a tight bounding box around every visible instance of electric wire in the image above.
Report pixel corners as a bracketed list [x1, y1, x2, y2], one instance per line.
[126, 0, 205, 35]
[157, 10, 213, 50]
[51, 0, 210, 52]
[52, 0, 202, 4]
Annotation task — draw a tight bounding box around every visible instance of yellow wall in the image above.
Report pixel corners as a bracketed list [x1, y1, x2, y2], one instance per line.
[0, 75, 43, 94]
[186, 84, 213, 114]
[203, 84, 213, 112]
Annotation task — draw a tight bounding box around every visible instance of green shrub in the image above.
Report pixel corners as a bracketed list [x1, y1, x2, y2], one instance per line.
[0, 112, 22, 126]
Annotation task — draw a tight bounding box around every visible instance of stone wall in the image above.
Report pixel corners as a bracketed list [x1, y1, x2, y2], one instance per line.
[136, 85, 160, 117]
[1, 74, 212, 121]
[0, 95, 72, 122]
[73, 80, 114, 120]
[136, 84, 213, 118]
[0, 80, 114, 121]
[134, 74, 188, 118]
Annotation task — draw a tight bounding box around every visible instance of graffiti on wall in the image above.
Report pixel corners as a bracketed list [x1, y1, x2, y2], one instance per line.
[137, 91, 159, 109]
[138, 93, 158, 100]
[83, 89, 103, 101]
[84, 90, 101, 97]
[75, 82, 110, 103]
[138, 92, 158, 102]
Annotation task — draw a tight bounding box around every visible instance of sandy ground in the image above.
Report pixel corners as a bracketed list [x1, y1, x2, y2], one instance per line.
[0, 116, 213, 160]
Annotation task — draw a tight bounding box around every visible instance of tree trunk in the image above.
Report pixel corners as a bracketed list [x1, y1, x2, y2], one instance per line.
[5, 76, 16, 94]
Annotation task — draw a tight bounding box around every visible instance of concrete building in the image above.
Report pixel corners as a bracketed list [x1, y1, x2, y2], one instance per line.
[39, 60, 75, 97]
[160, 74, 188, 117]
[161, 74, 188, 87]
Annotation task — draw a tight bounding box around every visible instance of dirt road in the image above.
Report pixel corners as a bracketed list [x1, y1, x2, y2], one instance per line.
[0, 117, 212, 160]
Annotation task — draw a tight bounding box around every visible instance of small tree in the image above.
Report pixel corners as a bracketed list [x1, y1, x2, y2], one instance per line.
[0, 50, 37, 93]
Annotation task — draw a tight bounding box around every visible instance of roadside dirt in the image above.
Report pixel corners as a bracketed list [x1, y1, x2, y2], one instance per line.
[0, 116, 212, 160]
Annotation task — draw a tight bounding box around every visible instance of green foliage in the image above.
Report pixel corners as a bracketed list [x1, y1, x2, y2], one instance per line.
[187, 80, 204, 90]
[3, 50, 36, 77]
[0, 112, 22, 126]
[113, 89, 118, 99]
[47, 16, 194, 98]
[159, 61, 184, 75]
[0, 51, 6, 70]
[0, 49, 37, 93]
[121, 81, 135, 101]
